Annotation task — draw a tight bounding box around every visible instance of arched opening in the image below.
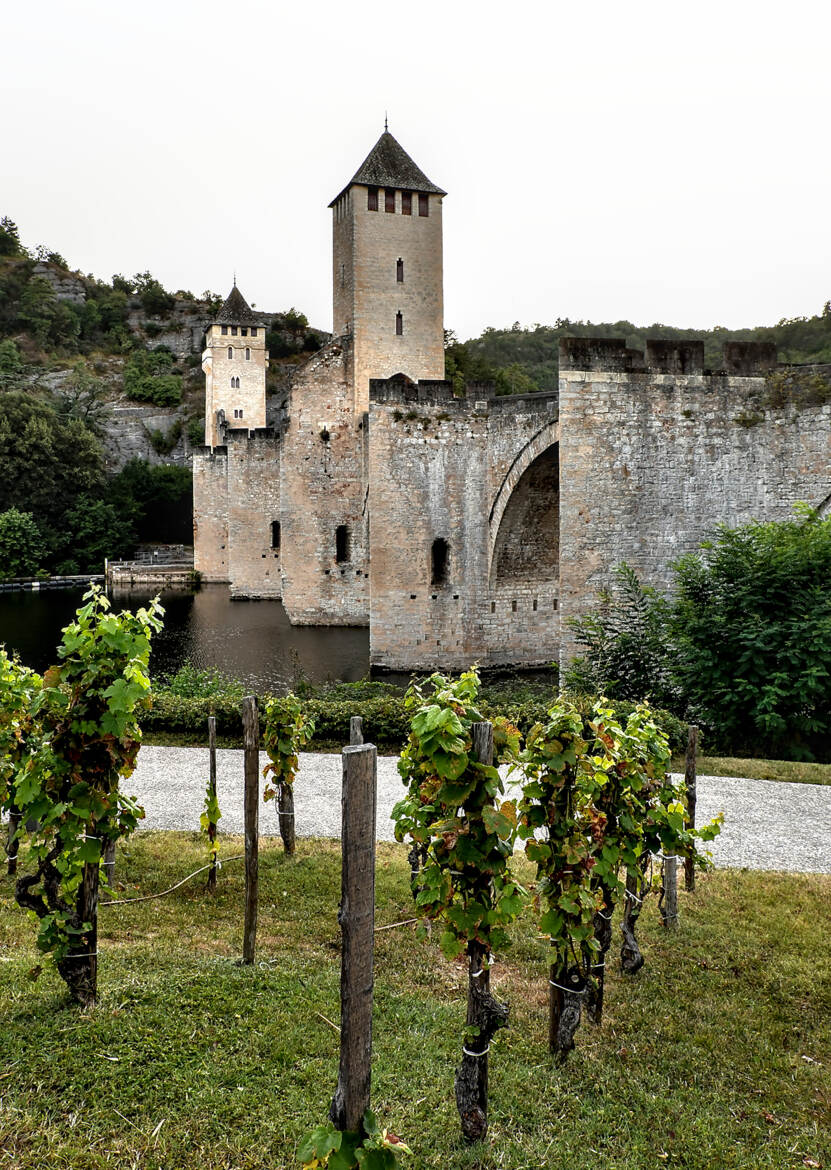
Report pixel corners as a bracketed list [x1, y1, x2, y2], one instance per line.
[491, 444, 559, 585]
[431, 538, 449, 586]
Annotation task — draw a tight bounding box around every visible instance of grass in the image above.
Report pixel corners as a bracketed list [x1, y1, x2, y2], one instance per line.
[2, 836, 829, 1170]
[670, 756, 831, 786]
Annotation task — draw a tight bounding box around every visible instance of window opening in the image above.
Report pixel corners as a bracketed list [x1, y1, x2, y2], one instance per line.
[431, 538, 448, 586]
[231, 326, 238, 336]
[395, 311, 403, 336]
[367, 186, 378, 211]
[402, 191, 412, 215]
[228, 347, 233, 359]
[245, 347, 251, 360]
[418, 193, 429, 217]
[221, 324, 228, 335]
[385, 188, 395, 213]
[335, 525, 350, 563]
[241, 327, 248, 336]
[251, 326, 257, 337]
[271, 521, 281, 550]
[396, 258, 404, 283]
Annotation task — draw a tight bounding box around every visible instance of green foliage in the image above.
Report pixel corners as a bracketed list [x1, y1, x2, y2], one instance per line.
[187, 416, 205, 446]
[299, 1111, 411, 1169]
[564, 563, 678, 709]
[0, 508, 47, 578]
[123, 347, 182, 406]
[109, 459, 192, 545]
[158, 664, 246, 702]
[2, 586, 163, 971]
[392, 670, 524, 960]
[261, 692, 315, 800]
[267, 308, 322, 358]
[60, 496, 136, 572]
[147, 419, 182, 456]
[0, 216, 22, 257]
[0, 337, 22, 376]
[132, 271, 175, 316]
[671, 509, 831, 759]
[55, 361, 111, 435]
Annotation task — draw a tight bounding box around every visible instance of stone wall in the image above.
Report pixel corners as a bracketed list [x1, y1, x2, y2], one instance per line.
[225, 428, 282, 598]
[193, 446, 230, 582]
[558, 338, 831, 664]
[367, 379, 561, 670]
[279, 338, 370, 625]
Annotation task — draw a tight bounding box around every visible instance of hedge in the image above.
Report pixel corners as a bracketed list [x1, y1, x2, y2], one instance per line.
[141, 690, 688, 755]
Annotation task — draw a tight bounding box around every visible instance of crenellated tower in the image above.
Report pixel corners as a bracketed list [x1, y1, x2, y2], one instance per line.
[202, 284, 268, 448]
[329, 129, 446, 410]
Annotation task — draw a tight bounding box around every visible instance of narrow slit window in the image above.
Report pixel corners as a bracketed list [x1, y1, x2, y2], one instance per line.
[431, 538, 448, 586]
[395, 311, 403, 336]
[245, 347, 251, 360]
[367, 186, 378, 211]
[418, 193, 429, 217]
[271, 521, 281, 550]
[396, 258, 404, 283]
[385, 188, 396, 213]
[402, 191, 412, 215]
[335, 525, 350, 563]
[228, 346, 233, 359]
[251, 326, 257, 337]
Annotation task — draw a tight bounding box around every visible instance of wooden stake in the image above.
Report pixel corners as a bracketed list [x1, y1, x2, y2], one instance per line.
[660, 854, 678, 930]
[6, 806, 21, 876]
[278, 781, 296, 856]
[242, 696, 259, 965]
[684, 724, 699, 892]
[208, 715, 218, 892]
[329, 742, 377, 1134]
[349, 715, 363, 746]
[102, 839, 117, 887]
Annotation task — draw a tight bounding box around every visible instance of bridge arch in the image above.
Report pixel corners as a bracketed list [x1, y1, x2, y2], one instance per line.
[488, 419, 560, 575]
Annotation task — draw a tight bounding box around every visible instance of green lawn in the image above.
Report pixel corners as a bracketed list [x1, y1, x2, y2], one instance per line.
[671, 756, 831, 786]
[1, 835, 829, 1169]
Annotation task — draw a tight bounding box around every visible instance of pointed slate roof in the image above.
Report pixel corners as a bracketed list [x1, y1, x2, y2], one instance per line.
[329, 131, 446, 206]
[215, 284, 259, 325]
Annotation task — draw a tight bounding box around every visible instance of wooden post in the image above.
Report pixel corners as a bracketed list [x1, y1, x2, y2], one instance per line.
[349, 715, 363, 746]
[660, 854, 678, 930]
[242, 696, 259, 965]
[329, 742, 377, 1134]
[6, 806, 21, 876]
[277, 782, 296, 856]
[684, 724, 699, 892]
[208, 715, 218, 892]
[102, 839, 117, 887]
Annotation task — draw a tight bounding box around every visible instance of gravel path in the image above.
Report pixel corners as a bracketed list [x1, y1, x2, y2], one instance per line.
[130, 746, 831, 874]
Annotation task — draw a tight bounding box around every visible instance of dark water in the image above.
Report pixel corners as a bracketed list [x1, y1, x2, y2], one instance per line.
[0, 584, 370, 692]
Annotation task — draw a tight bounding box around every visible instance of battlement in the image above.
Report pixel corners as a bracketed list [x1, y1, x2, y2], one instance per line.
[560, 337, 779, 375]
[369, 374, 557, 412]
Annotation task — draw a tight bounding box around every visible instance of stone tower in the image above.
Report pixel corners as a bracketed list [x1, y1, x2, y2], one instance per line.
[329, 130, 446, 410]
[202, 285, 268, 448]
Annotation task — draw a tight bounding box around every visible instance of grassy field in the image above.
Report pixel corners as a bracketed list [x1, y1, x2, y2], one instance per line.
[669, 756, 831, 786]
[1, 835, 829, 1170]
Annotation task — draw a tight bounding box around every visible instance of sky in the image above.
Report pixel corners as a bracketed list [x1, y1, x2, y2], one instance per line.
[2, 0, 830, 339]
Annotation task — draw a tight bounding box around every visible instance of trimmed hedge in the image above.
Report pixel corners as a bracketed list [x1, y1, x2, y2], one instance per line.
[141, 689, 688, 755]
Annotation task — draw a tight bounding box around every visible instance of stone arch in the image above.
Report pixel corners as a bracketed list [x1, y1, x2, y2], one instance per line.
[490, 441, 559, 587]
[488, 419, 559, 570]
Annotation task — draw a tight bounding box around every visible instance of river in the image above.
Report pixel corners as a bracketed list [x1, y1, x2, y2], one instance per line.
[0, 584, 370, 692]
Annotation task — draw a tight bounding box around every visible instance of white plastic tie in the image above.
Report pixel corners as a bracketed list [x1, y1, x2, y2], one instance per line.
[597, 909, 613, 920]
[625, 889, 644, 904]
[64, 951, 99, 959]
[462, 1044, 490, 1057]
[549, 979, 586, 995]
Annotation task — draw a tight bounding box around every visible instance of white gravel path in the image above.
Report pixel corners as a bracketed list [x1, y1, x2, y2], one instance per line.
[130, 746, 831, 874]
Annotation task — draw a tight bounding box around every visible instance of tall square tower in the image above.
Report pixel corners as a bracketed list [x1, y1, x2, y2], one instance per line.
[329, 130, 446, 410]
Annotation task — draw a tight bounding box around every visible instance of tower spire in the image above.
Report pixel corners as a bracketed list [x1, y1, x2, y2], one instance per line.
[384, 111, 388, 132]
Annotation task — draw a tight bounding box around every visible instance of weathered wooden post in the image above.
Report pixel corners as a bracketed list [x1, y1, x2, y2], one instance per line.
[207, 715, 218, 892]
[329, 742, 377, 1133]
[349, 715, 363, 746]
[102, 839, 117, 887]
[660, 853, 678, 930]
[684, 724, 699, 892]
[242, 696, 259, 964]
[6, 807, 21, 876]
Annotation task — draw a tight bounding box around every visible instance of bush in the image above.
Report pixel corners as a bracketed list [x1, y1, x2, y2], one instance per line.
[124, 348, 182, 406]
[0, 508, 46, 577]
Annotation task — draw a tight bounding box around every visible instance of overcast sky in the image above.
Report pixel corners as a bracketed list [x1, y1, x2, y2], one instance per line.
[3, 0, 829, 339]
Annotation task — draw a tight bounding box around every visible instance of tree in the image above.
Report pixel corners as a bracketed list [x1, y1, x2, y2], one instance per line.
[672, 507, 831, 759]
[56, 362, 111, 435]
[0, 216, 22, 257]
[57, 496, 136, 573]
[0, 508, 46, 577]
[132, 271, 175, 316]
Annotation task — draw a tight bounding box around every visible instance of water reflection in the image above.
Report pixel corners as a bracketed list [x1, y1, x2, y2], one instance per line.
[0, 584, 370, 692]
